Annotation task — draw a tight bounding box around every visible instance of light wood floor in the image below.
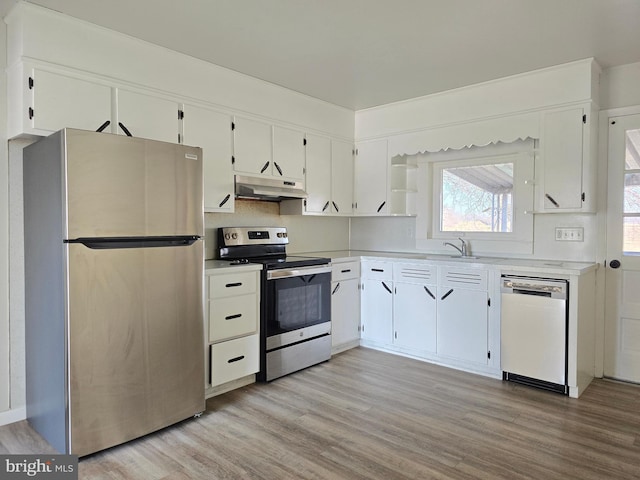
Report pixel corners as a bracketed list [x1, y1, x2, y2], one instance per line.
[2, 347, 640, 479]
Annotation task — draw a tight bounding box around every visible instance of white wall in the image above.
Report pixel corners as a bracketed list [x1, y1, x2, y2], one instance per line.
[600, 62, 640, 110]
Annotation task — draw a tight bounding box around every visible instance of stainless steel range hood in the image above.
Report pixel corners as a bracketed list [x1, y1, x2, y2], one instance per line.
[235, 174, 307, 201]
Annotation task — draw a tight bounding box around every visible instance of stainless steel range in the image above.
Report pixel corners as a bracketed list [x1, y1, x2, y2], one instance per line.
[218, 227, 332, 381]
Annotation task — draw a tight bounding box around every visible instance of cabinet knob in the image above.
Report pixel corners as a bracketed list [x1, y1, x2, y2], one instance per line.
[609, 259, 621, 269]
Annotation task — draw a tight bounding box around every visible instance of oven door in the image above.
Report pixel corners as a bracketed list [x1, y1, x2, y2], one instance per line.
[265, 265, 331, 342]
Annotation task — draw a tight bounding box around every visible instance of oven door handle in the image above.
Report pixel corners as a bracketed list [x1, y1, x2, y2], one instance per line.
[267, 264, 332, 280]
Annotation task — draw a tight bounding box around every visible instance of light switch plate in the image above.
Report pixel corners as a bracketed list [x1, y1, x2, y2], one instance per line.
[555, 227, 584, 241]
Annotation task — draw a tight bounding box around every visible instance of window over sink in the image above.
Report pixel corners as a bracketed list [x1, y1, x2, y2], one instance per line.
[413, 139, 535, 256]
[438, 161, 514, 233]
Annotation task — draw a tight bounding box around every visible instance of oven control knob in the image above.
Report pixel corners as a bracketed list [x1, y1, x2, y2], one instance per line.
[231, 233, 238, 240]
[224, 233, 231, 241]
[277, 232, 283, 238]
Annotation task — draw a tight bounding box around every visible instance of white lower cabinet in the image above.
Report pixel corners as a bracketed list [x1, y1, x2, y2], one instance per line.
[393, 282, 437, 353]
[360, 261, 394, 345]
[436, 287, 488, 365]
[361, 279, 394, 344]
[331, 260, 361, 352]
[358, 260, 494, 376]
[210, 334, 260, 387]
[205, 267, 261, 397]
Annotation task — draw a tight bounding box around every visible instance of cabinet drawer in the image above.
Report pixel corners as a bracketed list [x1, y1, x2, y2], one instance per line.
[438, 266, 488, 291]
[393, 263, 437, 284]
[361, 261, 392, 281]
[210, 334, 259, 387]
[209, 294, 258, 342]
[332, 261, 360, 281]
[208, 271, 257, 299]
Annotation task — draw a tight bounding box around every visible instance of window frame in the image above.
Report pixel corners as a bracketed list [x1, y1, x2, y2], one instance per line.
[413, 139, 535, 256]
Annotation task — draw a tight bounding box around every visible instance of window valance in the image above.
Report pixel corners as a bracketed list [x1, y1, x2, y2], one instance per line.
[387, 111, 540, 157]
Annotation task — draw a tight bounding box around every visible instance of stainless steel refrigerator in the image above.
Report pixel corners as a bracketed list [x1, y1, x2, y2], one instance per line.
[23, 128, 205, 457]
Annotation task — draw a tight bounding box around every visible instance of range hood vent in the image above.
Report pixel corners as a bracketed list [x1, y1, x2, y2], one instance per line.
[235, 174, 307, 201]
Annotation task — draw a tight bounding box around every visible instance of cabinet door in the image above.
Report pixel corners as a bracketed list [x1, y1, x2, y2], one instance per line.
[233, 116, 272, 176]
[303, 134, 332, 213]
[182, 104, 234, 212]
[272, 126, 305, 181]
[437, 287, 488, 365]
[331, 278, 361, 348]
[355, 139, 388, 215]
[32, 69, 112, 134]
[331, 140, 354, 215]
[116, 89, 179, 143]
[361, 279, 393, 344]
[541, 107, 584, 211]
[393, 282, 437, 353]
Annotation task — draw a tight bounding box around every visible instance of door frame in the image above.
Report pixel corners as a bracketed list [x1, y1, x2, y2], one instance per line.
[598, 105, 640, 379]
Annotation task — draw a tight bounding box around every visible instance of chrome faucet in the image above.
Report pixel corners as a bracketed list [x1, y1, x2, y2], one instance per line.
[443, 237, 468, 257]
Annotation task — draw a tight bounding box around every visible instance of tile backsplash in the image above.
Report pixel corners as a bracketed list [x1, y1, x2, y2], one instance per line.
[204, 199, 350, 259]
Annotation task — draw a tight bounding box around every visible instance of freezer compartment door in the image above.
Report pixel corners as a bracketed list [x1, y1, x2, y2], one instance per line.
[67, 241, 204, 456]
[64, 129, 203, 238]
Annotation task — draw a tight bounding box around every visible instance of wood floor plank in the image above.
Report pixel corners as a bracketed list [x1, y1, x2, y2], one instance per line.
[1, 347, 640, 479]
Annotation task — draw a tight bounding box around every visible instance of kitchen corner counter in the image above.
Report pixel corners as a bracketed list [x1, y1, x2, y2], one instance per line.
[298, 250, 598, 276]
[204, 260, 263, 274]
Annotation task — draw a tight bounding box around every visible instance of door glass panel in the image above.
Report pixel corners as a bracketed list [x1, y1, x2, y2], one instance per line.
[625, 129, 640, 169]
[623, 128, 640, 253]
[623, 217, 640, 255]
[623, 173, 640, 213]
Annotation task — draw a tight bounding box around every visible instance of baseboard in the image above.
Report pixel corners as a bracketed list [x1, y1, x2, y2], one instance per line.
[0, 406, 26, 427]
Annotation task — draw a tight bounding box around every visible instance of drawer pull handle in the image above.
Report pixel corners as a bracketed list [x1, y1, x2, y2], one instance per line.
[226, 282, 242, 288]
[228, 355, 245, 364]
[371, 268, 384, 272]
[225, 314, 242, 320]
[341, 269, 351, 273]
[423, 286, 435, 299]
[441, 288, 454, 300]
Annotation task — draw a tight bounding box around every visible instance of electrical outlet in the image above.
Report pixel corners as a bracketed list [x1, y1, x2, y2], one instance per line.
[555, 227, 584, 242]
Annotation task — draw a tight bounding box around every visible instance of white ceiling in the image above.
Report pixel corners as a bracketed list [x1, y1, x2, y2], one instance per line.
[4, 0, 640, 110]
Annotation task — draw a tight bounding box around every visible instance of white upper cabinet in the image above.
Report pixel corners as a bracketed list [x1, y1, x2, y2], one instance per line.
[331, 140, 354, 215]
[303, 134, 332, 213]
[232, 116, 273, 176]
[234, 118, 308, 182]
[354, 139, 389, 215]
[272, 126, 306, 181]
[21, 67, 112, 136]
[182, 104, 234, 213]
[116, 89, 180, 144]
[537, 105, 596, 213]
[280, 136, 354, 216]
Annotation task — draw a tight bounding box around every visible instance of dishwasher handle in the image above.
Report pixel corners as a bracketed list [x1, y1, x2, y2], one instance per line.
[501, 276, 567, 300]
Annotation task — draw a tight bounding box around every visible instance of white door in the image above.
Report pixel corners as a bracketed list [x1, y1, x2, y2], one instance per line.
[116, 89, 179, 143]
[360, 280, 393, 344]
[272, 126, 305, 181]
[605, 112, 640, 383]
[303, 134, 332, 213]
[33, 69, 112, 133]
[393, 282, 437, 353]
[182, 104, 234, 212]
[331, 140, 354, 215]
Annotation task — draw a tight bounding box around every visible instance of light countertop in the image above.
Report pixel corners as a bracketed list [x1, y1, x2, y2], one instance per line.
[297, 250, 598, 276]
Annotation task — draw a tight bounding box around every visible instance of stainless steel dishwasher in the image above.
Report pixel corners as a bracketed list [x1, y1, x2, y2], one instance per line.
[501, 275, 569, 395]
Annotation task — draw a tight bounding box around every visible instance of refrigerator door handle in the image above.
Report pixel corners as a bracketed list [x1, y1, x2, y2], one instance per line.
[66, 235, 200, 249]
